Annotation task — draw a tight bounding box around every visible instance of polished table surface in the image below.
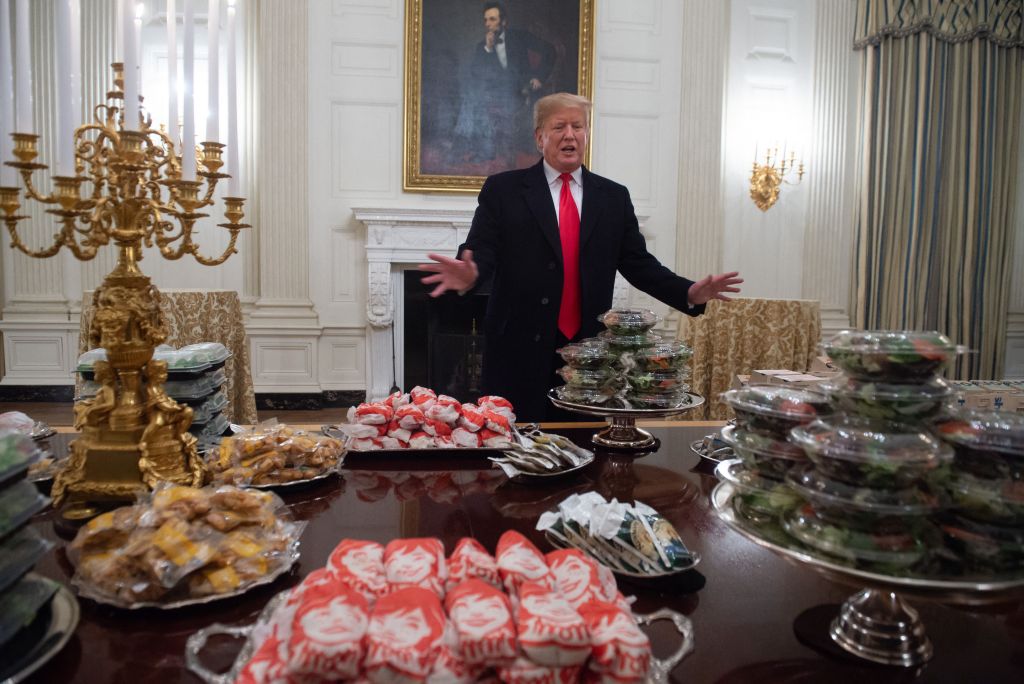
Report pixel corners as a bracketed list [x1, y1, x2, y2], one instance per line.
[24, 424, 1024, 683]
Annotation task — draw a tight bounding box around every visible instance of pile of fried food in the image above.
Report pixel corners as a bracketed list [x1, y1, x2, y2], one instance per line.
[69, 484, 304, 607]
[208, 423, 345, 487]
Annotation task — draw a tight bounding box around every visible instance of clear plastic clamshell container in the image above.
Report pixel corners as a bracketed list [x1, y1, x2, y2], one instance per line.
[822, 329, 960, 381]
[598, 330, 661, 356]
[632, 341, 693, 372]
[720, 385, 831, 436]
[556, 341, 616, 370]
[557, 365, 618, 390]
[555, 385, 614, 406]
[933, 410, 1024, 480]
[719, 424, 808, 481]
[0, 527, 52, 595]
[189, 390, 229, 426]
[715, 459, 801, 523]
[625, 390, 692, 410]
[944, 470, 1024, 526]
[598, 308, 661, 336]
[0, 480, 50, 542]
[941, 513, 1024, 573]
[821, 374, 953, 421]
[625, 369, 690, 394]
[790, 415, 952, 490]
[0, 431, 43, 489]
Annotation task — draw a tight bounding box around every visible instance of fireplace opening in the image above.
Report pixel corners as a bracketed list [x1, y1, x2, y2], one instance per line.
[403, 271, 488, 402]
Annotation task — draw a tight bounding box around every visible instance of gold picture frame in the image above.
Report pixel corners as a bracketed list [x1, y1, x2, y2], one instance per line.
[404, 0, 595, 193]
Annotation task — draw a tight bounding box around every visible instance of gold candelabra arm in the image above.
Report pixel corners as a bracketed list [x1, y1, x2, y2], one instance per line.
[189, 197, 250, 266]
[190, 226, 242, 266]
[4, 213, 65, 258]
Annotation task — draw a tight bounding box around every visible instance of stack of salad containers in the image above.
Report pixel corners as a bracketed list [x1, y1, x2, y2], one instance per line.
[931, 411, 1024, 573]
[716, 385, 832, 526]
[555, 308, 694, 409]
[77, 343, 233, 450]
[0, 431, 60, 651]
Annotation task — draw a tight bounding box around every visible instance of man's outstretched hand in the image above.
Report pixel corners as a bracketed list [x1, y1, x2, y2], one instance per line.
[688, 271, 743, 306]
[418, 250, 479, 297]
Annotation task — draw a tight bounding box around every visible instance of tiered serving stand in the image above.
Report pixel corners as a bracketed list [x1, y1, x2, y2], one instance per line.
[712, 477, 1024, 667]
[547, 389, 704, 450]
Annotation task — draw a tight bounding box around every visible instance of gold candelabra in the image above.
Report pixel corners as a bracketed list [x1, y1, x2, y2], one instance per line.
[0, 64, 250, 516]
[749, 146, 805, 211]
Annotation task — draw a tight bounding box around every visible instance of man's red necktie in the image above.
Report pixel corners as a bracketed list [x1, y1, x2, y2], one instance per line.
[557, 173, 581, 339]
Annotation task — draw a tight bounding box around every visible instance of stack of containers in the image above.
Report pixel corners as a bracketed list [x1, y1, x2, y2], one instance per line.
[779, 330, 959, 572]
[0, 431, 60, 652]
[931, 411, 1024, 573]
[76, 343, 232, 450]
[555, 308, 694, 409]
[716, 386, 832, 526]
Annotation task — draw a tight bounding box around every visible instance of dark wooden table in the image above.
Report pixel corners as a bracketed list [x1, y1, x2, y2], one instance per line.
[23, 424, 1024, 683]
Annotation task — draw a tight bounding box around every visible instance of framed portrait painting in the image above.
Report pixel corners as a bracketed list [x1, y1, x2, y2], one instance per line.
[404, 0, 595, 193]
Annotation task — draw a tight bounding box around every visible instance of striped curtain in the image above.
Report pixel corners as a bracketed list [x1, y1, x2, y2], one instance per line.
[852, 0, 1024, 379]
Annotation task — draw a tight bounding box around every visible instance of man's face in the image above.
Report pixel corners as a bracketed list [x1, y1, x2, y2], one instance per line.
[536, 106, 588, 174]
[483, 8, 504, 34]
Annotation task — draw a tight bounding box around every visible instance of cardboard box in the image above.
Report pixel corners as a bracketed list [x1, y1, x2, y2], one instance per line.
[731, 374, 751, 390]
[774, 373, 831, 389]
[951, 381, 999, 411]
[809, 355, 836, 373]
[751, 369, 801, 385]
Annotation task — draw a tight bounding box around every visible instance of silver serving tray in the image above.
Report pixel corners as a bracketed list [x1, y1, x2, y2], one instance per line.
[244, 467, 341, 491]
[548, 389, 705, 418]
[544, 530, 701, 579]
[71, 533, 302, 610]
[490, 449, 596, 481]
[689, 438, 733, 464]
[0, 580, 80, 683]
[186, 588, 695, 684]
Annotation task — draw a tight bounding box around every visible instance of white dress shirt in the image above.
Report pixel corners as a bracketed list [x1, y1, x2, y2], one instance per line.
[542, 161, 583, 223]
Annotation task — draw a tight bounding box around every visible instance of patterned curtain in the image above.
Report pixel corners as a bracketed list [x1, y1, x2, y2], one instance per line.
[852, 0, 1023, 379]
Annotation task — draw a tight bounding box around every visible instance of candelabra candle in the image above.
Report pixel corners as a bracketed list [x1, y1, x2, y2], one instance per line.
[0, 64, 250, 516]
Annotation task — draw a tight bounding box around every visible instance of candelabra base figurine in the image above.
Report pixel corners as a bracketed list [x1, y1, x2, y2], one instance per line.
[3, 64, 249, 514]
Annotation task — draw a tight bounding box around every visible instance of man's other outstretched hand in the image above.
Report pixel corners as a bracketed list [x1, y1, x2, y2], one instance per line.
[688, 271, 744, 306]
[418, 250, 479, 297]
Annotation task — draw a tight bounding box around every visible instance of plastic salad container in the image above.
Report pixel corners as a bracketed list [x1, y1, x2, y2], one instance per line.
[598, 308, 660, 336]
[557, 341, 616, 370]
[821, 375, 953, 421]
[790, 416, 952, 490]
[943, 470, 1024, 526]
[822, 330, 959, 381]
[719, 424, 808, 481]
[557, 366, 619, 390]
[625, 390, 692, 410]
[716, 459, 801, 523]
[932, 410, 1024, 481]
[625, 369, 690, 394]
[598, 330, 660, 356]
[720, 385, 831, 435]
[631, 341, 693, 372]
[555, 385, 614, 406]
[941, 514, 1024, 573]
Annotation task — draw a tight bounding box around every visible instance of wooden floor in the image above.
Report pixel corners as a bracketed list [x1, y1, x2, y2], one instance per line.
[0, 401, 347, 427]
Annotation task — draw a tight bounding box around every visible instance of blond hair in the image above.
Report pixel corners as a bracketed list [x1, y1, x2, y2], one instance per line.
[533, 92, 592, 130]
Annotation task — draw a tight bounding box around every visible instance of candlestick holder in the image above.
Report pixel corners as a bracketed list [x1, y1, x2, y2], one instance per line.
[2, 65, 250, 515]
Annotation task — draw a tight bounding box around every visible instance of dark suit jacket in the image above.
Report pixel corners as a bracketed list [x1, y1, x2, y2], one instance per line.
[460, 160, 705, 420]
[471, 28, 556, 106]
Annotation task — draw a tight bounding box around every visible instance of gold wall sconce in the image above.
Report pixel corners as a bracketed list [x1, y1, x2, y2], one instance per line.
[750, 147, 805, 211]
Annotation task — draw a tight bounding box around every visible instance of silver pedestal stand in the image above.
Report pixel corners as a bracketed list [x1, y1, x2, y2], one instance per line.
[547, 388, 705, 450]
[712, 482, 1024, 667]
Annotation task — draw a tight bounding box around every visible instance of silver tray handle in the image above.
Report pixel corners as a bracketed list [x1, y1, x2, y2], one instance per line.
[635, 608, 696, 684]
[185, 622, 256, 684]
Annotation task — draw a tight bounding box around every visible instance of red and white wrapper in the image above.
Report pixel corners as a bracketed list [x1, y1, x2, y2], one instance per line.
[381, 436, 409, 450]
[425, 402, 461, 426]
[384, 537, 447, 597]
[384, 391, 411, 409]
[446, 537, 501, 591]
[409, 431, 435, 449]
[435, 435, 456, 449]
[496, 531, 556, 596]
[426, 622, 481, 684]
[287, 584, 370, 679]
[411, 386, 438, 412]
[396, 405, 426, 431]
[423, 419, 453, 438]
[351, 437, 384, 452]
[353, 402, 394, 425]
[477, 396, 516, 424]
[338, 422, 383, 440]
[577, 602, 651, 682]
[444, 579, 517, 666]
[328, 539, 389, 603]
[388, 420, 413, 443]
[364, 586, 447, 683]
[516, 581, 592, 667]
[458, 404, 487, 432]
[546, 550, 628, 611]
[479, 429, 512, 449]
[235, 633, 293, 684]
[451, 427, 481, 448]
[482, 411, 512, 436]
[497, 656, 580, 684]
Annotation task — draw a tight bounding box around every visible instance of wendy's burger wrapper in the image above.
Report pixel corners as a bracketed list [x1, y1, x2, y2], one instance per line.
[339, 387, 516, 451]
[234, 531, 657, 683]
[537, 492, 695, 575]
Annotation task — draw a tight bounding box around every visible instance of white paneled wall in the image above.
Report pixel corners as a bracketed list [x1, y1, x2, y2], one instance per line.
[3, 0, 1021, 389]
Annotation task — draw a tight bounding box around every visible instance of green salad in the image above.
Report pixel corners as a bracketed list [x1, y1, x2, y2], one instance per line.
[721, 385, 831, 436]
[822, 375, 952, 421]
[598, 308, 660, 336]
[823, 330, 958, 381]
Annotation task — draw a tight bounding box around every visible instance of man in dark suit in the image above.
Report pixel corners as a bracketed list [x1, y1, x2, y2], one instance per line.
[460, 2, 556, 162]
[421, 93, 742, 421]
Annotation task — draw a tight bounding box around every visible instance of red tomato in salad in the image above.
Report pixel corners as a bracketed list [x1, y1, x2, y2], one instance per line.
[778, 399, 817, 417]
[936, 420, 981, 437]
[911, 338, 947, 361]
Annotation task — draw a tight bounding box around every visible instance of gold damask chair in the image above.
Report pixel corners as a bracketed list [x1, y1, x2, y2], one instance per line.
[676, 298, 822, 420]
[79, 290, 257, 424]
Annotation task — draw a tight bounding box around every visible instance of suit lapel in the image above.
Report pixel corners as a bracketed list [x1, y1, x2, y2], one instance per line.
[523, 161, 562, 259]
[579, 166, 600, 251]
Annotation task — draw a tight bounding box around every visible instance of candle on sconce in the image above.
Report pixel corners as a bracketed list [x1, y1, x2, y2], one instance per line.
[14, 0, 31, 132]
[135, 2, 143, 85]
[0, 0, 14, 185]
[182, 0, 195, 180]
[122, 0, 138, 129]
[206, 0, 220, 142]
[226, 0, 237, 196]
[167, 0, 177, 140]
[55, 0, 74, 175]
[71, 0, 81, 132]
